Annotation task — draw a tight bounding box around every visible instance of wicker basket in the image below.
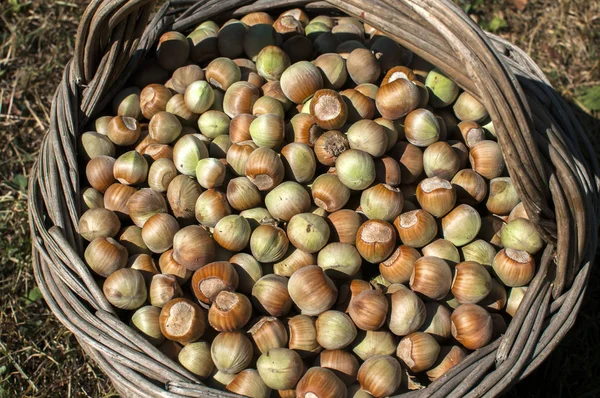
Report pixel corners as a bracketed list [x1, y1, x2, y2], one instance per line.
[28, 0, 600, 396]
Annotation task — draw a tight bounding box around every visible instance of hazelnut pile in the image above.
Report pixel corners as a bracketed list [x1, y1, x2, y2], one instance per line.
[78, 7, 543, 398]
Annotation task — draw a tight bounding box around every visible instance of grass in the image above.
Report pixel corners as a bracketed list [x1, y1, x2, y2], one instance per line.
[0, 1, 116, 396]
[0, 0, 598, 397]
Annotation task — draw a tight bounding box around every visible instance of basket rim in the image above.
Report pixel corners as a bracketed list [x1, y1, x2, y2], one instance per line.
[28, 0, 600, 397]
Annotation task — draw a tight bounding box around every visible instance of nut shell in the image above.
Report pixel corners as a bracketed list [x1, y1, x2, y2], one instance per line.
[103, 268, 147, 310]
[211, 331, 254, 374]
[84, 237, 127, 277]
[410, 256, 453, 300]
[141, 213, 179, 253]
[86, 156, 117, 193]
[396, 332, 440, 373]
[387, 284, 426, 336]
[393, 209, 438, 248]
[245, 147, 285, 191]
[327, 210, 363, 245]
[159, 298, 207, 344]
[191, 261, 239, 304]
[248, 316, 288, 354]
[451, 261, 492, 304]
[208, 291, 252, 332]
[149, 272, 182, 308]
[173, 225, 216, 271]
[316, 310, 357, 350]
[348, 290, 388, 331]
[256, 348, 304, 390]
[316, 350, 360, 386]
[297, 367, 347, 398]
[357, 355, 402, 398]
[450, 303, 493, 350]
[376, 79, 420, 120]
[356, 220, 396, 263]
[226, 369, 271, 398]
[493, 248, 536, 287]
[289, 266, 338, 316]
[79, 208, 121, 242]
[379, 245, 421, 284]
[252, 274, 293, 317]
[280, 61, 324, 104]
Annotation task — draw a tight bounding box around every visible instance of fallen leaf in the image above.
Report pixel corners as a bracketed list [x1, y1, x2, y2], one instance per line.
[577, 86, 600, 112]
[27, 286, 43, 303]
[511, 0, 528, 11]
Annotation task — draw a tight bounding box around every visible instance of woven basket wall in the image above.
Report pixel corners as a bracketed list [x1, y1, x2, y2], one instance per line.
[28, 0, 600, 397]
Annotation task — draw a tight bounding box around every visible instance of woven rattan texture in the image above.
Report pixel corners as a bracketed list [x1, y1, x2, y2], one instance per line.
[28, 0, 600, 396]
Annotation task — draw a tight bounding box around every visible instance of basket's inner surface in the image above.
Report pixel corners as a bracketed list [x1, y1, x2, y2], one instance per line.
[28, 0, 599, 397]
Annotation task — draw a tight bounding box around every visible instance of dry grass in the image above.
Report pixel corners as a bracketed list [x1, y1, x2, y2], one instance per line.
[0, 1, 116, 397]
[466, 0, 600, 134]
[0, 1, 598, 397]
